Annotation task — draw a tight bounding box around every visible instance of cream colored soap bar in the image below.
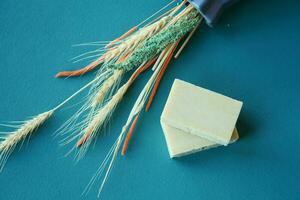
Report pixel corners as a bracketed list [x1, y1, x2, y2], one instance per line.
[161, 79, 243, 146]
[160, 79, 243, 158]
[161, 121, 239, 158]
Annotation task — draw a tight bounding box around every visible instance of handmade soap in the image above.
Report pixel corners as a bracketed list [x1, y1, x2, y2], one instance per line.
[161, 79, 242, 158]
[161, 79, 243, 146]
[161, 122, 239, 158]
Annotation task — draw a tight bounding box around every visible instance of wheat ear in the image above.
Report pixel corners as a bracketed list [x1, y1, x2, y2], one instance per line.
[104, 16, 171, 62]
[0, 110, 53, 171]
[0, 72, 106, 171]
[76, 76, 132, 157]
[75, 62, 150, 158]
[72, 15, 171, 66]
[102, 1, 182, 61]
[91, 69, 124, 107]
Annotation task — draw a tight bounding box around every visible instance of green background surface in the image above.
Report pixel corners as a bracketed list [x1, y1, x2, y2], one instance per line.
[0, 0, 299, 199]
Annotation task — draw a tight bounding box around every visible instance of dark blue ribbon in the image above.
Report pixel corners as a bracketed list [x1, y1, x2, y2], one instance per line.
[187, 0, 238, 26]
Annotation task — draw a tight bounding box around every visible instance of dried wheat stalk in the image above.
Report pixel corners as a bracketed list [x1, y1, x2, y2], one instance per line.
[0, 73, 105, 171]
[0, 110, 53, 171]
[81, 2, 201, 196]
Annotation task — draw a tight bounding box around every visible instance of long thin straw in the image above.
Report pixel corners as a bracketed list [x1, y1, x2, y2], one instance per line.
[146, 40, 180, 111]
[121, 114, 140, 155]
[53, 72, 108, 112]
[105, 26, 138, 48]
[137, 0, 177, 27]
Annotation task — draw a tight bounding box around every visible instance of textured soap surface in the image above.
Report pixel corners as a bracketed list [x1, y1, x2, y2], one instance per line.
[161, 79, 243, 146]
[161, 121, 239, 158]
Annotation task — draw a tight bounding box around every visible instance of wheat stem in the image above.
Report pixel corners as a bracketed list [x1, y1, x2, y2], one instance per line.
[137, 0, 176, 28]
[53, 72, 107, 111]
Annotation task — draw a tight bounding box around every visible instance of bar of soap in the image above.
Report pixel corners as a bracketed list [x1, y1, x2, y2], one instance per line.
[161, 79, 243, 158]
[161, 122, 239, 158]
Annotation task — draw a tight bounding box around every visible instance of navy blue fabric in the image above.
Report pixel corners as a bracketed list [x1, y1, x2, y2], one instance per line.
[188, 0, 238, 26]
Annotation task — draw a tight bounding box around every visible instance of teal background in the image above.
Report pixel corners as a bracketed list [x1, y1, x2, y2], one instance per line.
[0, 0, 299, 199]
